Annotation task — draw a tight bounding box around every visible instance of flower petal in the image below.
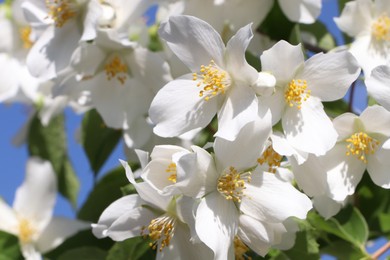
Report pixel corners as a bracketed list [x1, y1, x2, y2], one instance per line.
[282, 97, 337, 156]
[0, 200, 18, 235]
[301, 51, 360, 101]
[360, 105, 390, 136]
[367, 148, 390, 189]
[195, 192, 238, 260]
[278, 0, 321, 24]
[260, 40, 304, 83]
[216, 84, 258, 141]
[158, 15, 225, 72]
[149, 77, 218, 137]
[312, 195, 342, 220]
[365, 65, 390, 111]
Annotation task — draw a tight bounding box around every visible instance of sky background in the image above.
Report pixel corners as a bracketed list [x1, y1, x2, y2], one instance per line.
[0, 0, 387, 259]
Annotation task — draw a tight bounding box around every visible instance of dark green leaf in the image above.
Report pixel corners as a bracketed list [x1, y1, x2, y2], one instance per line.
[0, 231, 23, 260]
[323, 99, 349, 118]
[282, 230, 320, 260]
[77, 166, 131, 222]
[57, 247, 107, 260]
[27, 113, 79, 207]
[321, 240, 368, 260]
[300, 21, 336, 51]
[106, 237, 155, 260]
[379, 213, 390, 233]
[81, 109, 122, 176]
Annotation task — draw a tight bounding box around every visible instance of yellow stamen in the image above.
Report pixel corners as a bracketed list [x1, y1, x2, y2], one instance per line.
[18, 218, 36, 244]
[345, 132, 380, 163]
[19, 26, 33, 49]
[192, 60, 230, 101]
[140, 214, 176, 252]
[105, 56, 128, 84]
[166, 163, 177, 183]
[234, 236, 252, 260]
[45, 0, 77, 28]
[284, 79, 311, 109]
[257, 146, 282, 173]
[217, 167, 251, 203]
[372, 13, 390, 42]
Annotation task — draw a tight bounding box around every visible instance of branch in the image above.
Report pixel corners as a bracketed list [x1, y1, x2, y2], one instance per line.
[371, 241, 390, 260]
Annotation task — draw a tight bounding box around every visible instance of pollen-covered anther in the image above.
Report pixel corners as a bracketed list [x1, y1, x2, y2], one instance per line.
[257, 146, 282, 173]
[140, 214, 177, 252]
[166, 162, 177, 183]
[192, 60, 230, 101]
[345, 132, 380, 163]
[19, 26, 33, 49]
[217, 167, 251, 203]
[372, 13, 390, 42]
[105, 56, 128, 84]
[285, 79, 311, 109]
[234, 236, 252, 260]
[18, 218, 36, 244]
[45, 0, 77, 28]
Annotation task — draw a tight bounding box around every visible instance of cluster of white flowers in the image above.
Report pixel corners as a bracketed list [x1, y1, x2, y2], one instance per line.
[1, 0, 390, 259]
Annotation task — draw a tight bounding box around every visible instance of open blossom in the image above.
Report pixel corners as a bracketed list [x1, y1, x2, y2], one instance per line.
[0, 157, 88, 260]
[335, 0, 390, 75]
[150, 15, 265, 141]
[291, 105, 390, 206]
[92, 160, 213, 260]
[258, 40, 361, 157]
[22, 0, 102, 80]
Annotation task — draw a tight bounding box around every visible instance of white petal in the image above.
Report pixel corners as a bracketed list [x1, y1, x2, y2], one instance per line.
[301, 51, 360, 101]
[158, 15, 225, 72]
[238, 215, 277, 256]
[260, 40, 304, 83]
[365, 65, 390, 111]
[81, 0, 102, 41]
[360, 105, 390, 136]
[0, 200, 18, 235]
[195, 193, 238, 260]
[332, 112, 358, 141]
[283, 97, 338, 156]
[149, 77, 218, 137]
[367, 148, 390, 188]
[241, 171, 312, 223]
[36, 217, 89, 253]
[312, 195, 342, 220]
[214, 111, 271, 171]
[13, 158, 56, 229]
[216, 84, 259, 141]
[92, 194, 143, 238]
[225, 23, 258, 84]
[258, 87, 285, 125]
[271, 132, 308, 164]
[278, 0, 321, 24]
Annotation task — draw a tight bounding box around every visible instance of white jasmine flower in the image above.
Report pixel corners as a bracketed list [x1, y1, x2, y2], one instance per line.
[258, 40, 361, 157]
[150, 15, 262, 141]
[335, 0, 390, 75]
[92, 160, 213, 260]
[0, 157, 88, 260]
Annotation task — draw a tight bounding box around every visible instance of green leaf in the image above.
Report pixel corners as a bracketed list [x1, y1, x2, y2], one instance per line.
[106, 237, 156, 260]
[379, 213, 390, 233]
[300, 21, 336, 51]
[57, 247, 107, 260]
[77, 166, 131, 222]
[309, 206, 369, 249]
[27, 113, 79, 207]
[321, 240, 368, 260]
[282, 230, 320, 260]
[323, 99, 349, 118]
[81, 109, 122, 176]
[0, 231, 23, 260]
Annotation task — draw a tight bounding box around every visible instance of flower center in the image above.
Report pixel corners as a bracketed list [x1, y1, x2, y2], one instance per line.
[192, 60, 230, 101]
[345, 132, 380, 163]
[166, 163, 177, 183]
[217, 166, 251, 203]
[105, 56, 128, 84]
[45, 0, 77, 28]
[19, 26, 33, 49]
[257, 146, 282, 173]
[372, 13, 390, 42]
[141, 214, 177, 252]
[284, 79, 311, 109]
[18, 218, 36, 244]
[234, 236, 252, 260]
